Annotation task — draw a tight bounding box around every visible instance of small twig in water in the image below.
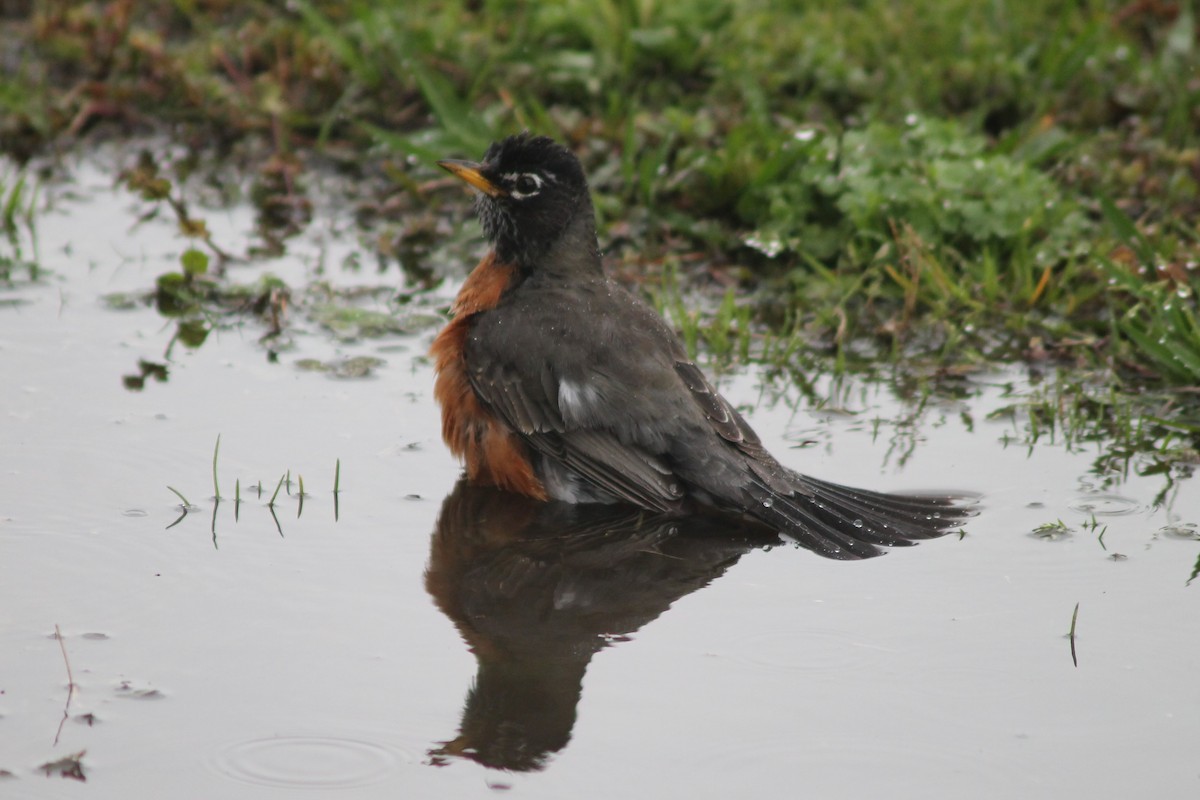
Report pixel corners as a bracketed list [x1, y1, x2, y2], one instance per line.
[53, 624, 76, 746]
[166, 486, 190, 507]
[297, 474, 305, 518]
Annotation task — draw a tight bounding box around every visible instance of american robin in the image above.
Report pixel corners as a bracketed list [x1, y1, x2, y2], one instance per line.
[432, 133, 972, 559]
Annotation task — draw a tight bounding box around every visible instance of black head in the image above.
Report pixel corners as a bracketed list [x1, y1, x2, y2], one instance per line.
[438, 134, 594, 268]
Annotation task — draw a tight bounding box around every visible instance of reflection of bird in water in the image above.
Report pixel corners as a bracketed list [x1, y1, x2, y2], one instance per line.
[425, 479, 766, 771]
[424, 478, 971, 772]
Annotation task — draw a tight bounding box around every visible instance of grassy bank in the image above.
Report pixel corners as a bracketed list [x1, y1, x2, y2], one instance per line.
[1, 0, 1197, 389]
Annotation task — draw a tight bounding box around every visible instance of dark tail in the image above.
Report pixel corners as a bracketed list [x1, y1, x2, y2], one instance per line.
[744, 472, 979, 560]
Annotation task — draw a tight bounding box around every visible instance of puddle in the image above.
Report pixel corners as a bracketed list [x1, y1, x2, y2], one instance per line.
[1, 150, 1198, 797]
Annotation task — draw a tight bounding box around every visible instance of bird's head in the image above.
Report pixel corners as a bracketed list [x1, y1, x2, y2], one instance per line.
[438, 133, 595, 270]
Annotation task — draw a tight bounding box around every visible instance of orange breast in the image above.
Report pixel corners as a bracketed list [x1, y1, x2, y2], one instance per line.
[430, 252, 547, 500]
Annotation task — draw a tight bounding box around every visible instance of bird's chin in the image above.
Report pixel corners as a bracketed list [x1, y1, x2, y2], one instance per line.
[476, 200, 517, 256]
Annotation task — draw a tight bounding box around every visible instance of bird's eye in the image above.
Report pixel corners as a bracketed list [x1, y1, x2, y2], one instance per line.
[510, 173, 543, 199]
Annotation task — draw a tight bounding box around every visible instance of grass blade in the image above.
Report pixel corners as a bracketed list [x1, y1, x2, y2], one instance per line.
[1068, 602, 1080, 668]
[333, 458, 341, 523]
[268, 474, 286, 508]
[212, 433, 222, 500]
[1099, 196, 1155, 265]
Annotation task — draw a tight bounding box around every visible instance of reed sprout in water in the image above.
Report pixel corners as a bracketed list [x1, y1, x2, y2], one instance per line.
[268, 473, 286, 508]
[1068, 602, 1080, 668]
[212, 433, 222, 500]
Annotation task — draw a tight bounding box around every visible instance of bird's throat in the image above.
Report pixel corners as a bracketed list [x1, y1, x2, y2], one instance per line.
[449, 250, 520, 316]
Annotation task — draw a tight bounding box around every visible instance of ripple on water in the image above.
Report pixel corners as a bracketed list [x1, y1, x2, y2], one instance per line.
[1159, 522, 1200, 541]
[1067, 494, 1142, 517]
[212, 736, 410, 789]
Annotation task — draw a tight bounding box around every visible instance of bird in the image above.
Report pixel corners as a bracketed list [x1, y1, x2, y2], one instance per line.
[431, 133, 973, 560]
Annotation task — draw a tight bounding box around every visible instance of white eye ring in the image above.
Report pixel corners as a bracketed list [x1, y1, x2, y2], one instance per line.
[504, 172, 544, 199]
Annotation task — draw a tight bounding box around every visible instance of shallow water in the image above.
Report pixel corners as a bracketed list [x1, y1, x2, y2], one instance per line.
[2, 155, 1198, 798]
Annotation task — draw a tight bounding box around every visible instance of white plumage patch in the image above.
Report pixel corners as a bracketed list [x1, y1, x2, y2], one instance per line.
[557, 379, 602, 425]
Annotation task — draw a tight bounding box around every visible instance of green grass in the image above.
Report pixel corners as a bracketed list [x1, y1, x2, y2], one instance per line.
[212, 434, 222, 501]
[0, 168, 38, 282]
[0, 0, 1197, 400]
[268, 474, 286, 508]
[1068, 601, 1080, 668]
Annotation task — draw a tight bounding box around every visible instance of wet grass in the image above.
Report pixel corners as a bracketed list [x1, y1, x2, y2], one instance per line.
[1, 1, 1198, 462]
[1068, 601, 1080, 668]
[334, 458, 341, 521]
[267, 474, 286, 508]
[164, 439, 342, 537]
[212, 434, 222, 501]
[165, 486, 191, 508]
[0, 167, 38, 282]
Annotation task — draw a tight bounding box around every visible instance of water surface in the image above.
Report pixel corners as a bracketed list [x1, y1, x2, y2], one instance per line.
[1, 155, 1197, 798]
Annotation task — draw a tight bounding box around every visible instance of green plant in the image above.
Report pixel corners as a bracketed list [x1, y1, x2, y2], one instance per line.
[0, 169, 39, 282]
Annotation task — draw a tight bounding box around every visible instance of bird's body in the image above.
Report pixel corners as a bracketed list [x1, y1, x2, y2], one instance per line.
[432, 134, 970, 559]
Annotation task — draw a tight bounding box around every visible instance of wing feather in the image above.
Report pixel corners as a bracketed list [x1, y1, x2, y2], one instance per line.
[470, 360, 685, 510]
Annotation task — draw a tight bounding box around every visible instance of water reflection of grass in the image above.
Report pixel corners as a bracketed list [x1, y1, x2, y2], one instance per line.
[990, 375, 1198, 504]
[756, 363, 1197, 504]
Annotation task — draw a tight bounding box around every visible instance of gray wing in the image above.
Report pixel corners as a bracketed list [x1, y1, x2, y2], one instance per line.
[470, 360, 685, 510]
[464, 276, 766, 509]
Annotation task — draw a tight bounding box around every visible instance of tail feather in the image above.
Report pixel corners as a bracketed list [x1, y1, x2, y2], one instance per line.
[798, 476, 974, 538]
[744, 473, 978, 560]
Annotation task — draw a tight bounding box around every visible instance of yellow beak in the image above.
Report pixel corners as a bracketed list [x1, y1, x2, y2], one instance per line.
[436, 159, 506, 197]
